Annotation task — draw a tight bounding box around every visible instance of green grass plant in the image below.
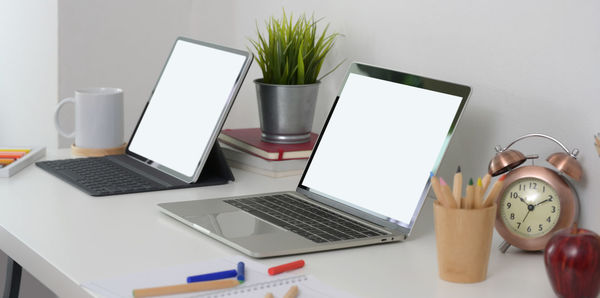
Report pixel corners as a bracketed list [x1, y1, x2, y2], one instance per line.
[249, 11, 342, 85]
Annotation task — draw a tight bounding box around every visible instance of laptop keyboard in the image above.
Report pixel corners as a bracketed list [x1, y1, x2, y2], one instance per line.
[36, 158, 164, 196]
[224, 193, 386, 243]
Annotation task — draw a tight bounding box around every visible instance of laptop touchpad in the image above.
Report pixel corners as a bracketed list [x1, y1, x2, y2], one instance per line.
[189, 211, 281, 238]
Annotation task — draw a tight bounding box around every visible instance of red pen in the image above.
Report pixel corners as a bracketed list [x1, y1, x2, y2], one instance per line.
[268, 260, 305, 275]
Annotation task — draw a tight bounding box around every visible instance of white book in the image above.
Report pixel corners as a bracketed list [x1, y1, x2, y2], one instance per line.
[221, 144, 307, 178]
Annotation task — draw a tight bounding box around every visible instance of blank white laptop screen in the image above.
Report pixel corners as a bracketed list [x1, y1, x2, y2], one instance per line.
[128, 39, 248, 182]
[301, 71, 464, 227]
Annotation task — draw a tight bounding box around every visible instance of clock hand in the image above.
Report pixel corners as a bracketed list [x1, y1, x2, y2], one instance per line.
[521, 210, 531, 225]
[518, 196, 529, 206]
[536, 198, 552, 206]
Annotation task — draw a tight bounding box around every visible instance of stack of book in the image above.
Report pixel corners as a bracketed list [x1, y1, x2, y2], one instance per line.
[218, 128, 318, 178]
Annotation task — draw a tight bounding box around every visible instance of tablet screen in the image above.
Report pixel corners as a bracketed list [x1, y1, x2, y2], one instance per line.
[128, 39, 251, 183]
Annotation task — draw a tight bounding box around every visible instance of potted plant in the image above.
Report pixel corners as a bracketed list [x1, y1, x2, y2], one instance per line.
[249, 11, 342, 144]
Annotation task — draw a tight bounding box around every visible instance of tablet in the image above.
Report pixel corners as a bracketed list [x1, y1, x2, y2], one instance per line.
[127, 38, 253, 183]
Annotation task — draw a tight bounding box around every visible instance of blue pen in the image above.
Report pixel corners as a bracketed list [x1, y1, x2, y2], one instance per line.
[237, 262, 245, 282]
[186, 269, 237, 283]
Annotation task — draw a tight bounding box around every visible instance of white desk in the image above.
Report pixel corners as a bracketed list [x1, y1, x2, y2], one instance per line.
[0, 149, 556, 297]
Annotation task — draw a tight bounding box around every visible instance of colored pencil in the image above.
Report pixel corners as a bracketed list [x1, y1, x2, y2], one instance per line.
[265, 293, 274, 298]
[483, 174, 507, 207]
[452, 166, 463, 208]
[0, 152, 26, 159]
[0, 158, 15, 166]
[283, 285, 299, 298]
[133, 278, 240, 297]
[430, 174, 452, 208]
[474, 177, 483, 209]
[465, 178, 474, 209]
[440, 178, 458, 208]
[0, 149, 30, 153]
[481, 173, 492, 194]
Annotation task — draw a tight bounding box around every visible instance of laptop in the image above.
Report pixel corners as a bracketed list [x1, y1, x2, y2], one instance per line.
[158, 62, 471, 257]
[36, 38, 253, 196]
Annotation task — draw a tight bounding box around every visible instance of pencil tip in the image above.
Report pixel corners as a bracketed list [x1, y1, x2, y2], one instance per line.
[430, 171, 434, 178]
[440, 177, 447, 186]
[456, 165, 461, 173]
[499, 174, 507, 181]
[468, 178, 474, 185]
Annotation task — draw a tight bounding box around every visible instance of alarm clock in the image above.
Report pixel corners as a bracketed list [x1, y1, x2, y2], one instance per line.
[488, 133, 582, 252]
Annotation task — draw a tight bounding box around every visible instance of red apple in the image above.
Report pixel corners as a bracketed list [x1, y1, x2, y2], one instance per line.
[544, 224, 600, 298]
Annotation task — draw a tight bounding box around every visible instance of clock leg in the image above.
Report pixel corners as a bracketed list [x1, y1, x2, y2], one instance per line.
[499, 240, 511, 253]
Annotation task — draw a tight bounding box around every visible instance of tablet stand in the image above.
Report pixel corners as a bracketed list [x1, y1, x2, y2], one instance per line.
[190, 141, 235, 187]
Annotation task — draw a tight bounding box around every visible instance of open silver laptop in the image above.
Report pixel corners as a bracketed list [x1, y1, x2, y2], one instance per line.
[158, 63, 471, 258]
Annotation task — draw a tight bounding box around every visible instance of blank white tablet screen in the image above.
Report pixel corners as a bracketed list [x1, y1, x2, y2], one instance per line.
[128, 40, 246, 178]
[301, 73, 462, 226]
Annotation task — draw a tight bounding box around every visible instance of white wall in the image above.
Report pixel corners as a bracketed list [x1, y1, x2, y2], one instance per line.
[0, 0, 59, 149]
[58, 0, 195, 147]
[1, 2, 59, 296]
[58, 0, 600, 230]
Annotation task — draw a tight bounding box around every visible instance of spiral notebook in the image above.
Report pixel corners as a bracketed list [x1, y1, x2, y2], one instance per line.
[82, 256, 354, 298]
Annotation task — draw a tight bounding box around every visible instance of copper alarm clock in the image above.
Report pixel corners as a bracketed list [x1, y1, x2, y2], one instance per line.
[488, 133, 582, 252]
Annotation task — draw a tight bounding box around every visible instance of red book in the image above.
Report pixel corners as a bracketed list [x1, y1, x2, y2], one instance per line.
[218, 128, 318, 161]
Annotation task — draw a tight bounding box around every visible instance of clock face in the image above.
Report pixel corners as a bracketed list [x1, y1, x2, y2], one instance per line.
[499, 177, 561, 239]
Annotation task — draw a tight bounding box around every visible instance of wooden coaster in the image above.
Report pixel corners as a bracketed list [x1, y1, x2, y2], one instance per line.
[71, 143, 127, 157]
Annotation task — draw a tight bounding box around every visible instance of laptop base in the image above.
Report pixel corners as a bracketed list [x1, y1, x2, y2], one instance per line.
[158, 191, 403, 258]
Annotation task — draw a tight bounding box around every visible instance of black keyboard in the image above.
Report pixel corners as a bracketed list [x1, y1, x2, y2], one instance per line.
[36, 157, 165, 196]
[225, 193, 386, 243]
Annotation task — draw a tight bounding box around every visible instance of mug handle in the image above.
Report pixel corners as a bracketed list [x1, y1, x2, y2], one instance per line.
[54, 97, 76, 138]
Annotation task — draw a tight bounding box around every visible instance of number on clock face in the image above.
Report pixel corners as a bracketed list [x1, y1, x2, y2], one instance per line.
[500, 177, 561, 238]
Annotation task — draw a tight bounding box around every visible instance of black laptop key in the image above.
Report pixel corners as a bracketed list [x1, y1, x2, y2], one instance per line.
[226, 200, 243, 207]
[242, 208, 288, 228]
[306, 234, 328, 243]
[57, 169, 83, 182]
[334, 233, 354, 240]
[317, 233, 341, 241]
[348, 231, 369, 238]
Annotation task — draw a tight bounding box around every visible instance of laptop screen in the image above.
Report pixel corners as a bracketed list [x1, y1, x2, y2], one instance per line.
[127, 38, 251, 183]
[299, 63, 470, 230]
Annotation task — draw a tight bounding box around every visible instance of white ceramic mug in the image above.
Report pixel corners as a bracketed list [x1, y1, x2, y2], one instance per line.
[54, 87, 124, 149]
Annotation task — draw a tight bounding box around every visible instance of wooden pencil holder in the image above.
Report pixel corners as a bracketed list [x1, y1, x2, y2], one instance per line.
[433, 201, 496, 283]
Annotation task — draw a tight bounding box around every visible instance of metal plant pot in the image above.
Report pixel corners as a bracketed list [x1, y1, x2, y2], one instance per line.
[255, 79, 320, 144]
